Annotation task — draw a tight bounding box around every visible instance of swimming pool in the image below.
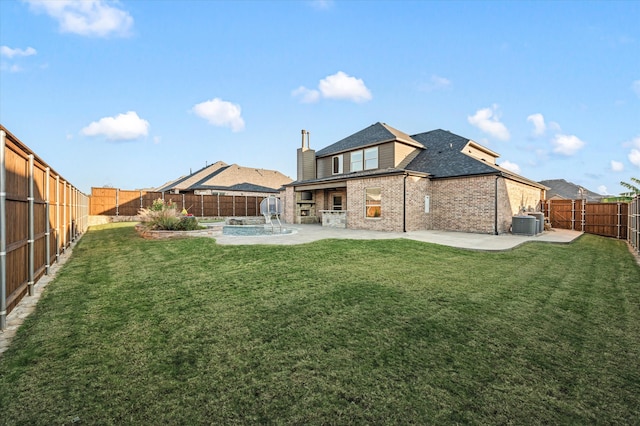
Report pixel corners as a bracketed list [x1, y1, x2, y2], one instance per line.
[222, 225, 293, 236]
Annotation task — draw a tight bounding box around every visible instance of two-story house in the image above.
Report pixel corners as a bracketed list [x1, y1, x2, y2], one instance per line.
[282, 122, 546, 234]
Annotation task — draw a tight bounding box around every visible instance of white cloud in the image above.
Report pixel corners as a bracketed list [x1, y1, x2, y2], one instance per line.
[629, 149, 640, 167]
[499, 160, 521, 174]
[0, 46, 37, 58]
[467, 105, 510, 141]
[294, 71, 372, 104]
[82, 111, 149, 140]
[632, 80, 640, 98]
[420, 75, 452, 92]
[192, 98, 245, 132]
[291, 86, 320, 103]
[310, 0, 333, 9]
[319, 71, 372, 102]
[24, 0, 133, 38]
[526, 113, 546, 136]
[611, 160, 624, 172]
[597, 185, 608, 195]
[551, 134, 585, 156]
[0, 63, 23, 73]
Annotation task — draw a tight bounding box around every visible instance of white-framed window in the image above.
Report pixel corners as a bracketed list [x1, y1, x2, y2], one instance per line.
[364, 147, 378, 170]
[351, 151, 363, 172]
[365, 187, 381, 218]
[332, 155, 343, 174]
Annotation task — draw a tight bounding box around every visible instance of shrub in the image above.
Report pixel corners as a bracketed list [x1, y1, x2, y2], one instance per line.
[138, 198, 199, 230]
[173, 216, 199, 231]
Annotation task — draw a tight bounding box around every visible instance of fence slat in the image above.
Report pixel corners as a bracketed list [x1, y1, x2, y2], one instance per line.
[544, 199, 628, 239]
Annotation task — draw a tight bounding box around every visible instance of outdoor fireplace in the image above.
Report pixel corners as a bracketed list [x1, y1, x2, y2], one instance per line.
[300, 210, 310, 216]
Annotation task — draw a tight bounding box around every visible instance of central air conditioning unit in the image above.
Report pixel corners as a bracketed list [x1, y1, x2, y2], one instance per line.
[512, 215, 537, 236]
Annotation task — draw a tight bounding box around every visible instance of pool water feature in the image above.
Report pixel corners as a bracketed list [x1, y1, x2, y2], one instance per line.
[222, 225, 293, 236]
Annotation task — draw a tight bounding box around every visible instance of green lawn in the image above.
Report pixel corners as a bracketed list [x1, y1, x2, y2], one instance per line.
[1, 223, 639, 424]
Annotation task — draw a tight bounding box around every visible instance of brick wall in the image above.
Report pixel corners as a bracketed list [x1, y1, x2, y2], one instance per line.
[499, 178, 544, 233]
[282, 187, 295, 224]
[405, 175, 431, 231]
[430, 176, 497, 234]
[347, 175, 406, 232]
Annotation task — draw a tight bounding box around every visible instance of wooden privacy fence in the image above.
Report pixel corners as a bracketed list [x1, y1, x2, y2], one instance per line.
[90, 188, 265, 217]
[0, 126, 89, 329]
[542, 199, 628, 239]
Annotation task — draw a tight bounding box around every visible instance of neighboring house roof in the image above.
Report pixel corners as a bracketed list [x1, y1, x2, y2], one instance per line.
[195, 183, 280, 193]
[316, 122, 423, 157]
[539, 179, 603, 201]
[156, 161, 292, 193]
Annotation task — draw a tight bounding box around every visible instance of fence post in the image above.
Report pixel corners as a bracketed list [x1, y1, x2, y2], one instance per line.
[28, 155, 34, 296]
[45, 167, 50, 274]
[201, 194, 204, 217]
[233, 195, 236, 217]
[71, 188, 76, 241]
[245, 195, 248, 216]
[581, 200, 585, 232]
[0, 130, 7, 330]
[571, 200, 575, 230]
[115, 188, 119, 216]
[617, 202, 621, 239]
[63, 181, 67, 251]
[182, 193, 185, 210]
[217, 194, 220, 217]
[140, 190, 143, 210]
[56, 175, 60, 261]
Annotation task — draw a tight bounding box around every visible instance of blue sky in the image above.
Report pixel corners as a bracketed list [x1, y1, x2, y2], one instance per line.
[1, 0, 639, 195]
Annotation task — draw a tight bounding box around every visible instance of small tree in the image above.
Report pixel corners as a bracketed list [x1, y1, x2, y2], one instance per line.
[620, 177, 640, 197]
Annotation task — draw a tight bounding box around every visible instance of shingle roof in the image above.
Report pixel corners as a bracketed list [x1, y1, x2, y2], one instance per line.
[156, 161, 291, 192]
[315, 122, 423, 157]
[539, 179, 603, 201]
[195, 182, 281, 193]
[407, 130, 499, 178]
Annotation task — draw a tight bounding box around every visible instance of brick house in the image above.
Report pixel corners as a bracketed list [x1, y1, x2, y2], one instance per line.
[282, 122, 546, 234]
[156, 161, 292, 197]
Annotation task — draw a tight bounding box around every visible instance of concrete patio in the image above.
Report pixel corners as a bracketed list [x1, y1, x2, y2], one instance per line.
[213, 223, 583, 250]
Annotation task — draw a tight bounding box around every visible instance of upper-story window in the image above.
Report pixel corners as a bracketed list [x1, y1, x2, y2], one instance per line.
[351, 151, 363, 172]
[364, 147, 378, 169]
[350, 147, 378, 172]
[332, 155, 343, 174]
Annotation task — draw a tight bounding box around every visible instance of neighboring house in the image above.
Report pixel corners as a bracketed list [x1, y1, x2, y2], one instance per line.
[156, 161, 292, 197]
[539, 179, 603, 202]
[283, 122, 546, 234]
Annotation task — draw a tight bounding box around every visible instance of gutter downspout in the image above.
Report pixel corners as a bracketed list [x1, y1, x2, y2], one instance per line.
[0, 131, 6, 329]
[494, 175, 499, 235]
[403, 173, 408, 233]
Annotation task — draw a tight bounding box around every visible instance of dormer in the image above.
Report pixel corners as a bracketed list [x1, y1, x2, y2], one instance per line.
[462, 140, 499, 164]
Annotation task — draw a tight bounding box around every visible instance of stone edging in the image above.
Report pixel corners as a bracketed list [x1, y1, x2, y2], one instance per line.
[134, 223, 222, 240]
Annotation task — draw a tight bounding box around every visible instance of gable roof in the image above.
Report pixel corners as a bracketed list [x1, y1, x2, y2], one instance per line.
[407, 130, 497, 178]
[155, 161, 229, 192]
[315, 122, 423, 157]
[156, 161, 292, 193]
[539, 179, 603, 201]
[408, 129, 545, 189]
